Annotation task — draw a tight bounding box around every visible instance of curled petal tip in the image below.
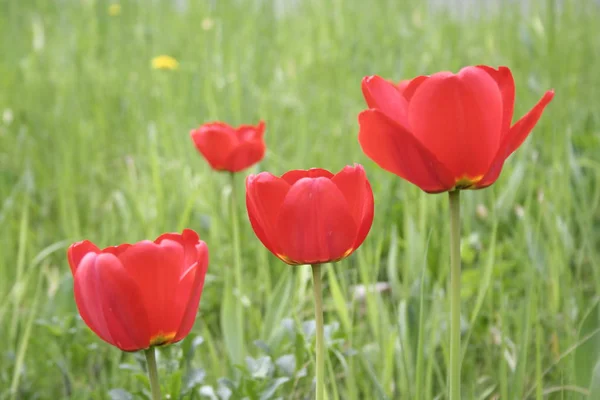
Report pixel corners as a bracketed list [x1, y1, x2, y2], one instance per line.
[537, 89, 555, 106]
[181, 228, 200, 240]
[246, 173, 263, 187]
[342, 163, 365, 175]
[362, 75, 382, 87]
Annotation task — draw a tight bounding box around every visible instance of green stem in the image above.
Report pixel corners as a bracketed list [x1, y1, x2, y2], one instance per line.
[145, 347, 161, 400]
[230, 172, 244, 359]
[448, 190, 461, 400]
[311, 264, 325, 400]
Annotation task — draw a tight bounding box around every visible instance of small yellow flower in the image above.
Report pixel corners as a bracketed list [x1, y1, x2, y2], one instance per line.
[108, 4, 122, 16]
[151, 55, 179, 71]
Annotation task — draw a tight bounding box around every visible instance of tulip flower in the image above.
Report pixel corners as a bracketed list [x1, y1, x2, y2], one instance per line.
[246, 164, 374, 265]
[246, 164, 374, 400]
[67, 229, 208, 400]
[358, 65, 553, 400]
[190, 120, 266, 366]
[190, 121, 266, 173]
[359, 65, 554, 193]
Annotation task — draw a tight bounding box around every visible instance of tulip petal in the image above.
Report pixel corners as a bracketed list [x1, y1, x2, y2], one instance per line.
[358, 109, 455, 193]
[362, 75, 409, 127]
[174, 242, 209, 342]
[73, 253, 114, 345]
[95, 254, 152, 350]
[408, 67, 503, 179]
[117, 240, 184, 337]
[396, 79, 411, 94]
[507, 90, 555, 155]
[67, 240, 100, 275]
[74, 253, 150, 351]
[477, 65, 515, 136]
[156, 229, 201, 269]
[102, 243, 132, 258]
[276, 177, 357, 264]
[236, 121, 265, 141]
[478, 90, 554, 188]
[399, 75, 431, 102]
[224, 141, 266, 172]
[246, 173, 291, 257]
[190, 124, 237, 170]
[281, 168, 334, 185]
[331, 165, 374, 251]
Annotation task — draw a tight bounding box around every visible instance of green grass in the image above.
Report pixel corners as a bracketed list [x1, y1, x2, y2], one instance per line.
[2, 0, 600, 398]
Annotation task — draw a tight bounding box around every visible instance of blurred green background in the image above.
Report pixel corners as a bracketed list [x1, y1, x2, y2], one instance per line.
[2, 0, 600, 398]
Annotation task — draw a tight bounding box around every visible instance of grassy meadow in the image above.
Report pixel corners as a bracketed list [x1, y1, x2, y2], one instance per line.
[2, 0, 600, 398]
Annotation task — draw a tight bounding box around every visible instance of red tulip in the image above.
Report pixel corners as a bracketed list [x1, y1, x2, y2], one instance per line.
[359, 65, 554, 193]
[246, 164, 374, 265]
[190, 121, 266, 172]
[67, 229, 209, 352]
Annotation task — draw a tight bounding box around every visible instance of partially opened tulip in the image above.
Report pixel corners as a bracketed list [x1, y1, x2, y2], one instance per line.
[358, 65, 553, 400]
[246, 164, 374, 265]
[246, 164, 374, 400]
[190, 121, 266, 173]
[67, 229, 208, 400]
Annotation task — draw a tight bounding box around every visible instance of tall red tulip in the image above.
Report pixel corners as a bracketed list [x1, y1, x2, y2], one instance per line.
[246, 164, 374, 400]
[67, 229, 208, 352]
[190, 121, 266, 172]
[245, 164, 374, 265]
[358, 65, 554, 193]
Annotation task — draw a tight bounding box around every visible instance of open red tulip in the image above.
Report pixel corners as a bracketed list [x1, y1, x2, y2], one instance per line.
[246, 164, 374, 265]
[190, 121, 266, 172]
[359, 65, 554, 193]
[67, 229, 209, 352]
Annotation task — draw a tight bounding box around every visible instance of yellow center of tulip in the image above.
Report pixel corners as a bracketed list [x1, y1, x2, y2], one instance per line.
[454, 175, 483, 190]
[149, 331, 176, 347]
[276, 253, 302, 265]
[339, 247, 354, 260]
[276, 247, 355, 265]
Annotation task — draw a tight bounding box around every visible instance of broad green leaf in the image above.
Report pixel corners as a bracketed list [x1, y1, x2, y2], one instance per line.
[589, 360, 600, 398]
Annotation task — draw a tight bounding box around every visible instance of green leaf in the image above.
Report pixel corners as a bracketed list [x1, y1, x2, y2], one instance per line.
[261, 271, 295, 345]
[575, 302, 600, 388]
[217, 378, 235, 400]
[168, 369, 182, 398]
[246, 356, 273, 379]
[184, 335, 205, 364]
[221, 280, 243, 367]
[589, 360, 600, 398]
[260, 377, 290, 400]
[386, 224, 400, 295]
[275, 354, 296, 377]
[183, 368, 206, 393]
[326, 266, 351, 333]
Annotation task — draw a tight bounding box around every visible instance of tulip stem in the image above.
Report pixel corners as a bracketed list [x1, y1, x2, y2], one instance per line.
[230, 172, 245, 360]
[448, 190, 461, 400]
[311, 264, 325, 400]
[145, 347, 161, 400]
